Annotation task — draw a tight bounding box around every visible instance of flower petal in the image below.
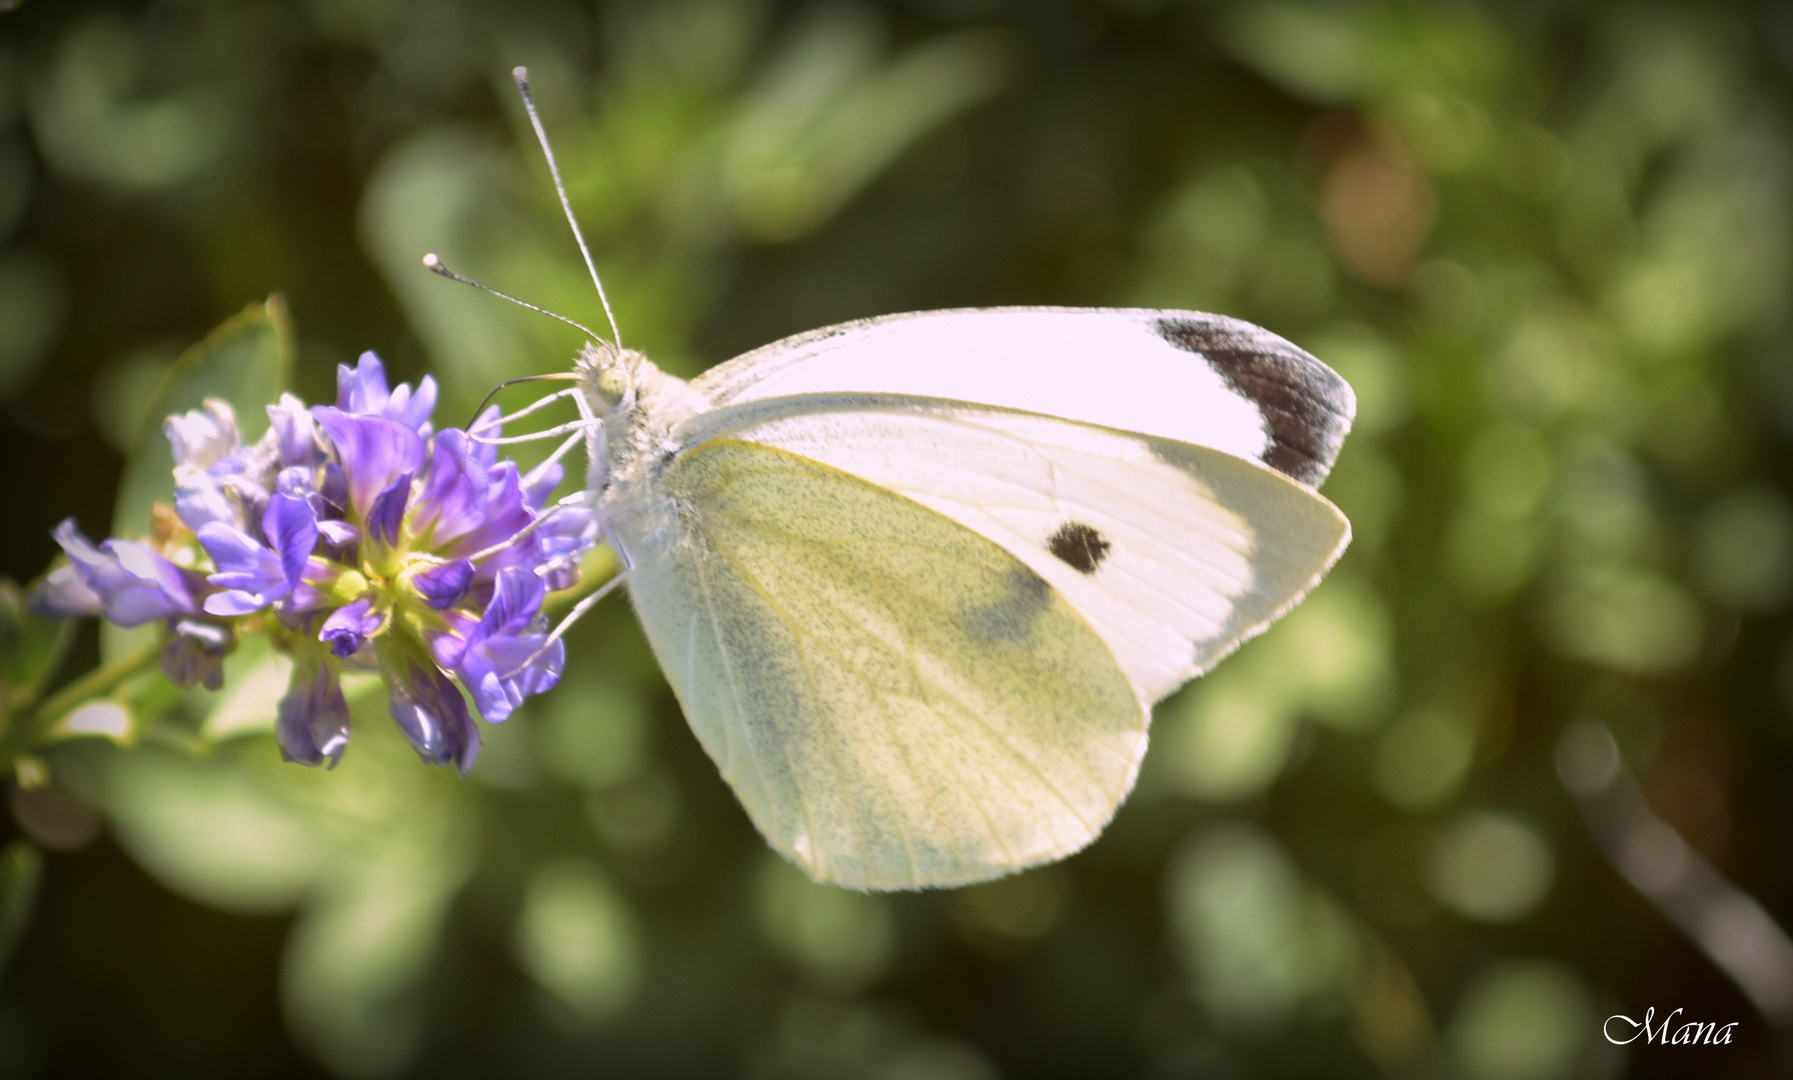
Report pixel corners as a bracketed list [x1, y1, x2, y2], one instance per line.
[277, 657, 351, 768]
[480, 565, 545, 636]
[467, 405, 501, 468]
[262, 493, 319, 593]
[197, 522, 286, 613]
[160, 619, 232, 690]
[50, 521, 198, 626]
[482, 632, 563, 694]
[424, 610, 478, 671]
[275, 465, 317, 500]
[267, 393, 322, 468]
[385, 654, 480, 774]
[449, 462, 532, 571]
[462, 631, 561, 724]
[319, 462, 349, 517]
[173, 470, 240, 532]
[413, 429, 486, 546]
[337, 352, 391, 416]
[312, 408, 424, 521]
[319, 594, 383, 658]
[224, 475, 272, 542]
[364, 471, 413, 549]
[413, 558, 474, 610]
[521, 460, 563, 511]
[452, 567, 562, 724]
[291, 556, 344, 611]
[197, 522, 278, 577]
[388, 375, 437, 434]
[313, 521, 359, 567]
[534, 506, 598, 565]
[164, 399, 241, 471]
[203, 590, 269, 617]
[29, 562, 103, 618]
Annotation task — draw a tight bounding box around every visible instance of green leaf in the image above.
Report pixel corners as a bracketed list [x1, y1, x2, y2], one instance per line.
[103, 296, 294, 663]
[200, 637, 292, 743]
[0, 579, 74, 716]
[102, 745, 331, 914]
[0, 839, 44, 980]
[723, 17, 1009, 240]
[513, 859, 642, 1027]
[283, 843, 468, 1075]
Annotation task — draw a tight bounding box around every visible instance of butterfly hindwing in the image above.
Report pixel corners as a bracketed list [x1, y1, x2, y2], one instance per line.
[620, 439, 1146, 890]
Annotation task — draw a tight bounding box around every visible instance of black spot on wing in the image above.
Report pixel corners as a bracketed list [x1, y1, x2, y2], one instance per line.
[1048, 522, 1111, 575]
[1154, 316, 1354, 487]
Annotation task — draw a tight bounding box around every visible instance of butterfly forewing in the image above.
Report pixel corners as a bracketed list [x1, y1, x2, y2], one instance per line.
[692, 308, 1355, 490]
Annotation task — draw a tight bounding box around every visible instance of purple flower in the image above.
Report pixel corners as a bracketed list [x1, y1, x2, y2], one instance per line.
[385, 653, 479, 774]
[410, 429, 486, 547]
[336, 352, 437, 435]
[166, 399, 284, 534]
[522, 458, 563, 511]
[320, 596, 383, 658]
[277, 657, 351, 768]
[160, 618, 232, 690]
[445, 463, 534, 575]
[172, 474, 240, 533]
[533, 507, 599, 592]
[312, 409, 424, 521]
[197, 493, 317, 616]
[42, 520, 199, 626]
[364, 472, 412, 550]
[35, 351, 597, 777]
[196, 525, 283, 616]
[165, 399, 241, 470]
[442, 567, 563, 724]
[267, 394, 322, 468]
[29, 562, 103, 619]
[414, 559, 474, 610]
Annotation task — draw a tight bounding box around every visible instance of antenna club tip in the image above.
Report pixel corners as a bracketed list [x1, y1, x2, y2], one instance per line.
[512, 65, 529, 83]
[422, 253, 441, 268]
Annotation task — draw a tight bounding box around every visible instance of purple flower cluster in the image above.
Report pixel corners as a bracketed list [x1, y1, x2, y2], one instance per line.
[34, 354, 596, 774]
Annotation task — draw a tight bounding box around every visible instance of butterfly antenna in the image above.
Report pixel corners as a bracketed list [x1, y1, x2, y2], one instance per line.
[423, 253, 606, 345]
[512, 66, 623, 350]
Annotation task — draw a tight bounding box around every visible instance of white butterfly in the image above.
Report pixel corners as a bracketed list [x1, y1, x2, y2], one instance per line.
[452, 70, 1354, 891]
[571, 308, 1353, 890]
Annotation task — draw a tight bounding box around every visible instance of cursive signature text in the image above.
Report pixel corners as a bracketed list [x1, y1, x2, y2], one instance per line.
[1604, 1008, 1736, 1046]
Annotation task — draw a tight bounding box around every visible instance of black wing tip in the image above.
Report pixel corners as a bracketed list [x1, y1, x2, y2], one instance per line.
[1151, 314, 1356, 487]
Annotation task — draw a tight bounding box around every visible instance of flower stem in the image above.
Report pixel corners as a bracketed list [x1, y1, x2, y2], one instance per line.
[0, 640, 162, 766]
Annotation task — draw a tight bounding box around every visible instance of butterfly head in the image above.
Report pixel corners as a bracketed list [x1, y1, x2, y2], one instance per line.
[576, 339, 644, 419]
[575, 339, 709, 502]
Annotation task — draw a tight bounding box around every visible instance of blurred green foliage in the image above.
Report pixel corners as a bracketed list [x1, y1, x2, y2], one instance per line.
[3, 0, 1793, 1078]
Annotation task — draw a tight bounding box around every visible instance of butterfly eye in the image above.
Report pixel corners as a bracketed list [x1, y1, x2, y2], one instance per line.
[596, 365, 629, 407]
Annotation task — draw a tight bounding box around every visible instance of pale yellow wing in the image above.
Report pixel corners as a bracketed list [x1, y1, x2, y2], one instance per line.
[671, 397, 1353, 703]
[623, 438, 1146, 890]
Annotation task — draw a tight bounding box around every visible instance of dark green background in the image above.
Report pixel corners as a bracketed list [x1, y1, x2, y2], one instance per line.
[3, 1, 1793, 1077]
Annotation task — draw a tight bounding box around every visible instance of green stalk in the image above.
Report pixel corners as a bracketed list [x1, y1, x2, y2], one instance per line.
[0, 640, 161, 766]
